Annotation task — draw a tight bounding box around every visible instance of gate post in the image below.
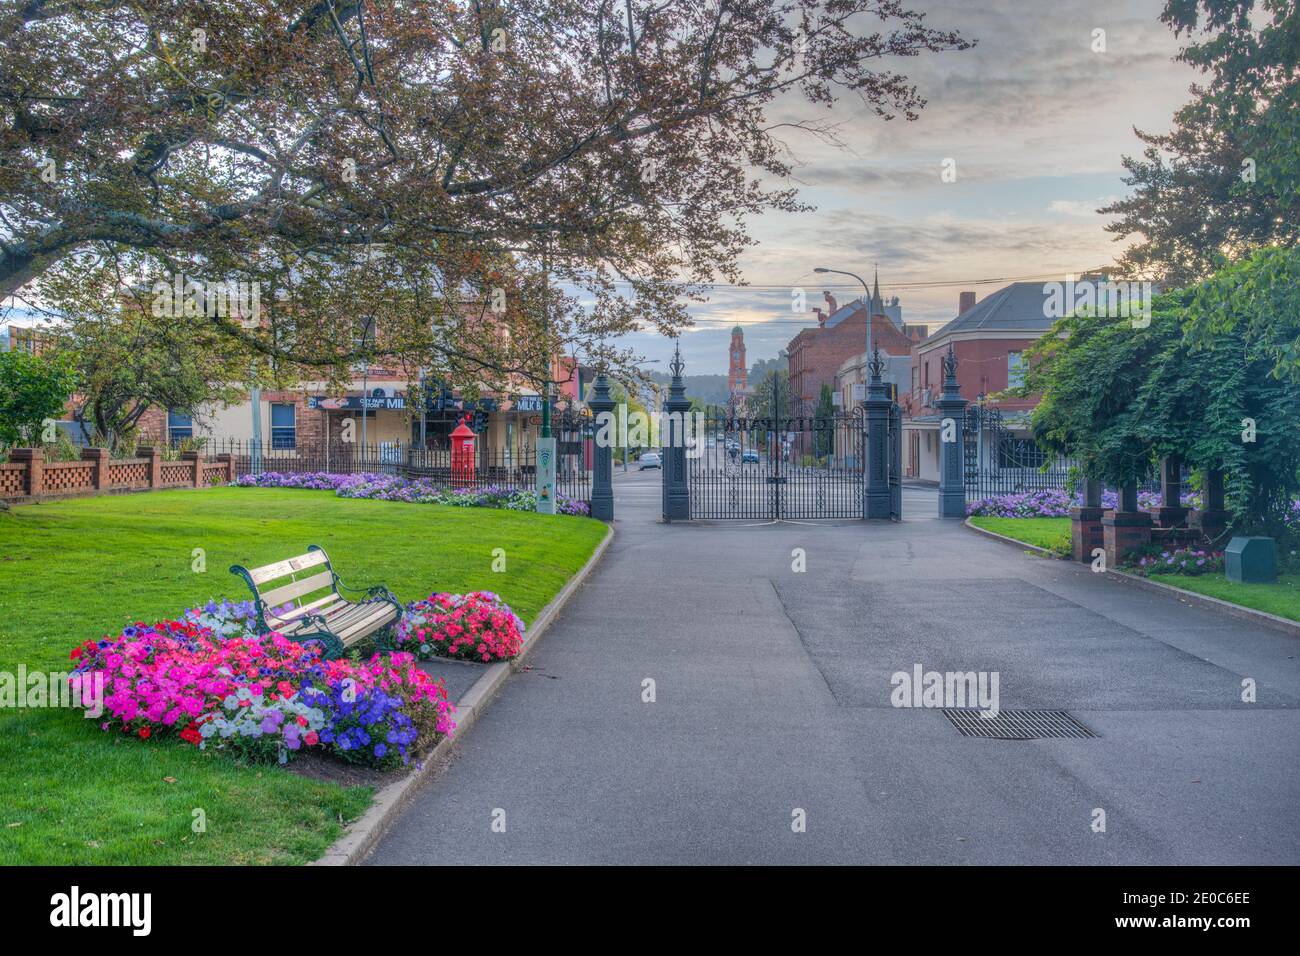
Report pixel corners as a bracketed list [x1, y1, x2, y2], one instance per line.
[936, 343, 968, 518]
[588, 372, 615, 522]
[662, 343, 691, 521]
[863, 348, 892, 520]
[1071, 477, 1105, 562]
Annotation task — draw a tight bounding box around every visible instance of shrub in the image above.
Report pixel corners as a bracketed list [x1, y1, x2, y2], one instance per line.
[397, 592, 525, 662]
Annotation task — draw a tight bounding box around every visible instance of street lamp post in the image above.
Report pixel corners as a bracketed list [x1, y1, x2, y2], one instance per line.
[535, 238, 556, 513]
[814, 267, 873, 382]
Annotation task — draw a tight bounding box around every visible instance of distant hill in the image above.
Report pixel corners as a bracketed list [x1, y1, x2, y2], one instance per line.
[644, 372, 730, 405]
[639, 355, 789, 406]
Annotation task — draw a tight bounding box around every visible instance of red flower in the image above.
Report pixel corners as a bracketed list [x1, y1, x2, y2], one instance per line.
[137, 727, 152, 740]
[179, 724, 202, 745]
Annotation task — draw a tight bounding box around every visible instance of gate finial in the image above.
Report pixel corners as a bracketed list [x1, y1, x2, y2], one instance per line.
[867, 346, 884, 382]
[943, 342, 960, 390]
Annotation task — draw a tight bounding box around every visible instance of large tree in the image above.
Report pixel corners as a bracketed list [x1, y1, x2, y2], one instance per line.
[1, 0, 971, 383]
[37, 255, 259, 448]
[1101, 0, 1299, 284]
[1022, 249, 1300, 531]
[0, 346, 78, 446]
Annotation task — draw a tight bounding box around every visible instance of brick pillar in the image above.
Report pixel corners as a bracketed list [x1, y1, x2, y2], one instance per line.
[1152, 454, 1189, 529]
[216, 453, 234, 484]
[1102, 481, 1152, 567]
[81, 447, 110, 491]
[1070, 477, 1105, 563]
[137, 445, 163, 489]
[1190, 467, 1229, 540]
[9, 448, 42, 496]
[181, 450, 204, 487]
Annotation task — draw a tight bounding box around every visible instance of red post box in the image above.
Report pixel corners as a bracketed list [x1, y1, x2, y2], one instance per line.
[450, 416, 476, 484]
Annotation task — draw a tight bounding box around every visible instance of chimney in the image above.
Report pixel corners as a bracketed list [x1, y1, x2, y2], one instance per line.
[813, 307, 827, 327]
[959, 291, 976, 315]
[823, 291, 838, 315]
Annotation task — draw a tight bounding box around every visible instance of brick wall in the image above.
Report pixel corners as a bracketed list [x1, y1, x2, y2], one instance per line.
[911, 336, 1043, 414]
[0, 447, 233, 502]
[788, 305, 913, 410]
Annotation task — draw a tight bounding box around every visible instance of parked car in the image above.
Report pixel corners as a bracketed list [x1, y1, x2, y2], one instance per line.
[741, 448, 760, 464]
[638, 452, 662, 470]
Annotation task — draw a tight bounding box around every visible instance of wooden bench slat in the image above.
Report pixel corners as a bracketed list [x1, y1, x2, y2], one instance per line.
[267, 595, 350, 630]
[258, 570, 336, 609]
[247, 550, 328, 585]
[335, 603, 400, 640]
[322, 603, 388, 635]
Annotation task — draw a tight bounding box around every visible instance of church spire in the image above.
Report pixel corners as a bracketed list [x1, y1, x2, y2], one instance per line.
[870, 263, 882, 316]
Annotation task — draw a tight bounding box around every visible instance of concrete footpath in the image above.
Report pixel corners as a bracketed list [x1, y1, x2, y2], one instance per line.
[365, 470, 1300, 864]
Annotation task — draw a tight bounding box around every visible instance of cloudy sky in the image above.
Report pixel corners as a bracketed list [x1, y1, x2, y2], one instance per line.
[615, 0, 1200, 375]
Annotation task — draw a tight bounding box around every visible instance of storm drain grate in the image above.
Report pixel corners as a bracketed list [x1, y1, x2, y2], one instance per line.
[942, 709, 1097, 739]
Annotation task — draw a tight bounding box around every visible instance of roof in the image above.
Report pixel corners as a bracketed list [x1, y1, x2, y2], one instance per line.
[825, 297, 867, 329]
[932, 282, 1061, 338]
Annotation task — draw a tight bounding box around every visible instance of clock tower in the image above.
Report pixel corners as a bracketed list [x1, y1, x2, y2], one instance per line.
[728, 325, 747, 400]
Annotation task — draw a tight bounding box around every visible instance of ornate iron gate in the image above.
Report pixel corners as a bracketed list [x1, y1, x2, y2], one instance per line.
[688, 407, 866, 519]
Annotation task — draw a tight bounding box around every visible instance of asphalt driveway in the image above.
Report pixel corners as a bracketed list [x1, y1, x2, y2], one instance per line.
[367, 470, 1300, 864]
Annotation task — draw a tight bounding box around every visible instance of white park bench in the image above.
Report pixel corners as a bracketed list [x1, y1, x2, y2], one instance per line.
[229, 545, 402, 659]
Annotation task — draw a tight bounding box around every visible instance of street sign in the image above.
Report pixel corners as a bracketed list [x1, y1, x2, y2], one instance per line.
[308, 395, 406, 411]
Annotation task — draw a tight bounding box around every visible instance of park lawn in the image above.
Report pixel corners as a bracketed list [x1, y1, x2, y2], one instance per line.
[968, 516, 1072, 555]
[1136, 572, 1300, 623]
[968, 514, 1300, 623]
[0, 487, 608, 865]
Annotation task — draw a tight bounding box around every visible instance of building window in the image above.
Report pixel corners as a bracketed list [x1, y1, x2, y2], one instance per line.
[167, 409, 193, 445]
[270, 403, 296, 449]
[1008, 351, 1026, 388]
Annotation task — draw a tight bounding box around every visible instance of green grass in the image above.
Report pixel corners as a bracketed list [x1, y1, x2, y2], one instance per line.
[968, 514, 1300, 622]
[968, 516, 1072, 555]
[1134, 571, 1300, 623]
[0, 487, 608, 864]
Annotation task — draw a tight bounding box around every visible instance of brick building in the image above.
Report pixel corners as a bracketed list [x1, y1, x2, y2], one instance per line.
[727, 325, 748, 402]
[901, 281, 1065, 482]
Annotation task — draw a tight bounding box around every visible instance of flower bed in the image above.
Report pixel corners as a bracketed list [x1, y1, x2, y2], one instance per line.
[396, 591, 525, 662]
[966, 488, 1200, 518]
[70, 608, 456, 770]
[234, 471, 591, 516]
[1126, 546, 1225, 577]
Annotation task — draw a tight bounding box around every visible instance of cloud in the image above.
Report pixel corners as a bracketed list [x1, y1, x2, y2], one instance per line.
[612, 0, 1196, 372]
[1048, 197, 1120, 217]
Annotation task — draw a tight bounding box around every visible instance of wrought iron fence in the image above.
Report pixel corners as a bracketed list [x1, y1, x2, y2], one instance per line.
[962, 405, 1077, 501]
[959, 406, 1179, 501]
[207, 435, 592, 504]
